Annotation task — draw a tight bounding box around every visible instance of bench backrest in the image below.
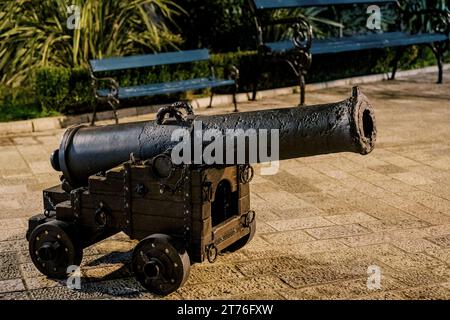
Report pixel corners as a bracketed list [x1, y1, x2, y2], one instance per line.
[251, 0, 395, 10]
[90, 49, 210, 73]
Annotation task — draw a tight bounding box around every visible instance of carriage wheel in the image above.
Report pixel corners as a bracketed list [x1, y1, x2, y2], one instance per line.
[28, 220, 83, 279]
[226, 216, 256, 253]
[132, 234, 190, 296]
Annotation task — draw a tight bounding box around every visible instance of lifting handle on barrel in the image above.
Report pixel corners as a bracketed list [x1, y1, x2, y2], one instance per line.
[156, 101, 195, 126]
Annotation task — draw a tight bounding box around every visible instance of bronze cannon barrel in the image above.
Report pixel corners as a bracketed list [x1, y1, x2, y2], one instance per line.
[51, 87, 376, 188]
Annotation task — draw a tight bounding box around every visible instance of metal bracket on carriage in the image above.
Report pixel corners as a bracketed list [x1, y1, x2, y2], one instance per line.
[201, 177, 213, 202]
[206, 243, 218, 263]
[239, 165, 254, 184]
[242, 210, 256, 228]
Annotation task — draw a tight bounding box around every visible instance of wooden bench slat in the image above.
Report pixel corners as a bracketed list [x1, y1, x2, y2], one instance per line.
[253, 0, 395, 10]
[97, 78, 236, 99]
[266, 32, 448, 54]
[89, 49, 210, 73]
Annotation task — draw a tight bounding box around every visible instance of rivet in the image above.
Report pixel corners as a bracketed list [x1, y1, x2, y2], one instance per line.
[42, 263, 46, 267]
[57, 235, 61, 239]
[165, 248, 169, 254]
[65, 248, 69, 252]
[171, 279, 175, 284]
[36, 237, 40, 241]
[174, 263, 178, 268]
[45, 231, 49, 235]
[151, 244, 156, 248]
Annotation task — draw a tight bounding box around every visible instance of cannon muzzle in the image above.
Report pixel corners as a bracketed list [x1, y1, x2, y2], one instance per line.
[52, 87, 376, 188]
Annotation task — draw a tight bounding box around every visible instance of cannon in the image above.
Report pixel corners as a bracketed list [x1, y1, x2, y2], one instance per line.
[26, 87, 376, 295]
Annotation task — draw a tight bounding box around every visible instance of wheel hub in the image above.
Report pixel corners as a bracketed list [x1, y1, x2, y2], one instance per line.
[37, 242, 60, 262]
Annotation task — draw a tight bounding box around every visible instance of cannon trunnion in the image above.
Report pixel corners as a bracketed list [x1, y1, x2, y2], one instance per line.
[27, 158, 255, 295]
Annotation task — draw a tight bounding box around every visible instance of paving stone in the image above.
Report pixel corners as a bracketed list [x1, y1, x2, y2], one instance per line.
[341, 232, 391, 247]
[352, 291, 403, 300]
[267, 217, 334, 232]
[0, 239, 28, 253]
[261, 230, 315, 245]
[179, 275, 288, 300]
[387, 269, 446, 287]
[389, 172, 435, 186]
[278, 277, 406, 300]
[325, 212, 378, 225]
[0, 279, 25, 293]
[265, 171, 320, 193]
[392, 238, 441, 253]
[394, 285, 450, 300]
[279, 265, 361, 288]
[0, 252, 21, 280]
[23, 276, 65, 291]
[369, 165, 407, 175]
[225, 292, 285, 300]
[426, 234, 450, 248]
[286, 239, 348, 255]
[0, 291, 30, 300]
[399, 191, 450, 214]
[235, 256, 309, 277]
[417, 183, 450, 201]
[374, 251, 443, 271]
[186, 264, 244, 285]
[305, 224, 370, 240]
[359, 218, 430, 233]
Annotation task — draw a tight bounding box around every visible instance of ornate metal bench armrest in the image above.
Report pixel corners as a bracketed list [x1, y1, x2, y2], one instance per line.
[396, 1, 450, 35]
[209, 62, 240, 82]
[91, 74, 120, 102]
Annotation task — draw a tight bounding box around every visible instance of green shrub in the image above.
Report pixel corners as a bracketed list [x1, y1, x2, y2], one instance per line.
[25, 46, 449, 118]
[35, 68, 71, 113]
[0, 85, 49, 122]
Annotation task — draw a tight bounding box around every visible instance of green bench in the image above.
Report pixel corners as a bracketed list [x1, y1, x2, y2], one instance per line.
[89, 49, 239, 125]
[248, 0, 450, 105]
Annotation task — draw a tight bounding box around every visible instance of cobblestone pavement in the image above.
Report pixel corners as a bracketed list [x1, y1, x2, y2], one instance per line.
[1, 72, 450, 300]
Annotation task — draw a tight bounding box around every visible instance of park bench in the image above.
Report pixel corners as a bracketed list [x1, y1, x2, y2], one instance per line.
[89, 49, 239, 125]
[248, 0, 450, 105]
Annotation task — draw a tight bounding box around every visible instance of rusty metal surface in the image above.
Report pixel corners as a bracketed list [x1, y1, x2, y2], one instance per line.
[52, 87, 376, 188]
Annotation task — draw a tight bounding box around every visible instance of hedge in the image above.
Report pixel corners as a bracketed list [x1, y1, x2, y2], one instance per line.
[0, 45, 446, 121]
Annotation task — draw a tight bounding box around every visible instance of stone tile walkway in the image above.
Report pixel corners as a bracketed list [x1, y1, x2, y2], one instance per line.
[1, 71, 450, 300]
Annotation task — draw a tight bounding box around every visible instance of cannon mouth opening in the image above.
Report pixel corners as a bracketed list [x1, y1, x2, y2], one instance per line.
[362, 109, 374, 140]
[352, 88, 377, 155]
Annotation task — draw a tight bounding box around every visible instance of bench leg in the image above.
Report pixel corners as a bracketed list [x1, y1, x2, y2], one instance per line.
[109, 100, 119, 124]
[90, 105, 97, 126]
[431, 43, 445, 84]
[390, 47, 405, 81]
[208, 89, 214, 109]
[252, 55, 263, 101]
[299, 73, 306, 107]
[233, 86, 239, 113]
